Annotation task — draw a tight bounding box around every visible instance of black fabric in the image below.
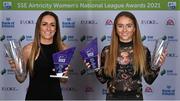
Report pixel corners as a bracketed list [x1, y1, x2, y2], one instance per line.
[106, 91, 143, 100]
[25, 43, 63, 100]
[96, 41, 159, 100]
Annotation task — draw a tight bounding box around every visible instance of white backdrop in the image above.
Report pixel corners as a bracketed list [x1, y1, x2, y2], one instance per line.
[0, 10, 179, 100]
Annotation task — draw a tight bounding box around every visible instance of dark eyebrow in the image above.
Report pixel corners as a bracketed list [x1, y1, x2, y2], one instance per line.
[117, 23, 134, 25]
[41, 22, 56, 24]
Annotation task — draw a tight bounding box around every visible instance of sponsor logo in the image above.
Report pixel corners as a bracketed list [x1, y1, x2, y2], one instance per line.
[167, 52, 178, 58]
[2, 17, 15, 28]
[141, 35, 146, 42]
[80, 20, 97, 24]
[1, 87, 18, 91]
[160, 69, 166, 76]
[161, 69, 177, 76]
[167, 36, 178, 42]
[1, 68, 14, 75]
[1, 68, 6, 75]
[0, 35, 5, 41]
[143, 35, 172, 42]
[166, 70, 177, 76]
[80, 35, 94, 42]
[62, 35, 78, 42]
[101, 35, 111, 42]
[62, 18, 75, 28]
[25, 35, 33, 41]
[141, 20, 158, 25]
[3, 2, 12, 9]
[168, 2, 176, 10]
[165, 17, 175, 26]
[144, 86, 153, 95]
[143, 35, 156, 42]
[162, 85, 175, 96]
[61, 87, 76, 92]
[105, 19, 113, 26]
[20, 20, 35, 25]
[19, 35, 25, 42]
[5, 35, 13, 41]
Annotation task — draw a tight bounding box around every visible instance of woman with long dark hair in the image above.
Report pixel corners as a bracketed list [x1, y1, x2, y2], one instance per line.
[9, 11, 68, 100]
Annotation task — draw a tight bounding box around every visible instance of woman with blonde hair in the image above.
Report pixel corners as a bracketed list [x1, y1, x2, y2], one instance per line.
[88, 11, 167, 100]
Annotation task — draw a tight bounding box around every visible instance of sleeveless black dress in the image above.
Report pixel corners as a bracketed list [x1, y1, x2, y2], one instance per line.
[25, 43, 63, 100]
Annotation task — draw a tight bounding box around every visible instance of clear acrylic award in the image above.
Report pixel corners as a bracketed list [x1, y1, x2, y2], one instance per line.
[4, 40, 26, 76]
[151, 37, 168, 70]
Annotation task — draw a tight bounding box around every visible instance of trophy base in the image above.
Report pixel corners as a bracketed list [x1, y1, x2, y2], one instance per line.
[50, 74, 68, 79]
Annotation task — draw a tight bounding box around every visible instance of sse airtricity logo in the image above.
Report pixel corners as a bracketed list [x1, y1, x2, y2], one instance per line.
[168, 2, 176, 10]
[3, 2, 12, 9]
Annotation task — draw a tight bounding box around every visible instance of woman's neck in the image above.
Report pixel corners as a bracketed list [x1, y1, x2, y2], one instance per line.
[40, 39, 53, 45]
[119, 39, 132, 43]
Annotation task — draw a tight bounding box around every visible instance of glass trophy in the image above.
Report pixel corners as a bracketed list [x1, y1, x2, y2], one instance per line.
[151, 37, 168, 70]
[4, 40, 26, 76]
[50, 47, 76, 78]
[80, 38, 98, 75]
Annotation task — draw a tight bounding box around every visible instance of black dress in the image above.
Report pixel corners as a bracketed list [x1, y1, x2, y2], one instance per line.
[96, 41, 160, 100]
[25, 43, 63, 100]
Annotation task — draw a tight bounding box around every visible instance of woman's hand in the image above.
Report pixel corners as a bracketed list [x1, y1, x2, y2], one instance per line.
[158, 48, 168, 67]
[62, 65, 70, 77]
[81, 55, 100, 75]
[59, 65, 70, 83]
[84, 55, 100, 69]
[8, 59, 17, 71]
[84, 60, 91, 69]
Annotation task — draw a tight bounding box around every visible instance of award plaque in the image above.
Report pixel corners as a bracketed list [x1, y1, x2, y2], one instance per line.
[4, 40, 26, 76]
[80, 38, 98, 75]
[151, 37, 168, 70]
[51, 47, 76, 78]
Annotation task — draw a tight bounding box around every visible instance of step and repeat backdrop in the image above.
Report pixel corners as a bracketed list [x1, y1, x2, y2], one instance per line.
[0, 0, 180, 100]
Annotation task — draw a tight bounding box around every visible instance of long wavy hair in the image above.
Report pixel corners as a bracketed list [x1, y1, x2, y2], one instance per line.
[104, 11, 148, 77]
[27, 11, 64, 75]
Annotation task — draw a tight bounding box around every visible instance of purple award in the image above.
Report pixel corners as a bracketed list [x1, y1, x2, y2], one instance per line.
[50, 47, 76, 78]
[80, 38, 98, 75]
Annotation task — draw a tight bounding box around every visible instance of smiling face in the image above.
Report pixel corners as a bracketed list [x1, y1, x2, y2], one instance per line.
[40, 15, 56, 44]
[116, 16, 135, 43]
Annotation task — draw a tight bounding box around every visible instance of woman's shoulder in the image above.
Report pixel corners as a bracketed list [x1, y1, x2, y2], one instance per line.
[22, 42, 33, 61]
[101, 45, 110, 53]
[103, 45, 110, 50]
[23, 42, 33, 54]
[23, 42, 33, 49]
[143, 45, 151, 55]
[61, 42, 69, 50]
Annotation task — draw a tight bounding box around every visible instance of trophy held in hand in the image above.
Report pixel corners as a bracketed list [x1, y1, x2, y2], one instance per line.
[80, 38, 99, 75]
[151, 37, 168, 70]
[51, 47, 76, 78]
[4, 40, 26, 76]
